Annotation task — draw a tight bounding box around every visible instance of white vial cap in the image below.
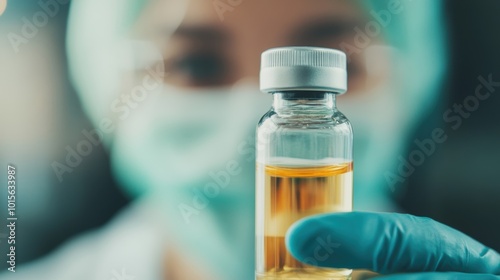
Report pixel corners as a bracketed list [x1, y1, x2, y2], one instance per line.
[260, 46, 347, 94]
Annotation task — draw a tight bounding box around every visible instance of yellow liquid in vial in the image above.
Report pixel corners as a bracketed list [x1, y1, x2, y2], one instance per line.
[256, 161, 353, 280]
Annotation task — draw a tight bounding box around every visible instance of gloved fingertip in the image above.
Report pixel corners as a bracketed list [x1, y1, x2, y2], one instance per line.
[285, 217, 316, 262]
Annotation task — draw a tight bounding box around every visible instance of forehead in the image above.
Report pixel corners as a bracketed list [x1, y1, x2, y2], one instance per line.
[139, 0, 367, 39]
[183, 0, 365, 23]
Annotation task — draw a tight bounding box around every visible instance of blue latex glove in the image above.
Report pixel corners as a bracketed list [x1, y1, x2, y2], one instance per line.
[286, 212, 500, 279]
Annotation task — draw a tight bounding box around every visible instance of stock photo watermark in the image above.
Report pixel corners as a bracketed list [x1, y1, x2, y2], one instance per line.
[385, 74, 500, 191]
[7, 0, 69, 53]
[300, 235, 341, 267]
[177, 128, 266, 224]
[6, 164, 17, 273]
[340, 0, 411, 60]
[213, 0, 243, 22]
[178, 159, 243, 224]
[51, 64, 165, 182]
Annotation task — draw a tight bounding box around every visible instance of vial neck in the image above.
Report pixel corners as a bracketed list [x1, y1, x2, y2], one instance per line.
[272, 91, 337, 115]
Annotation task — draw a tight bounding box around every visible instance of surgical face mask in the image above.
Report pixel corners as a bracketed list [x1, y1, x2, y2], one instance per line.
[111, 82, 272, 198]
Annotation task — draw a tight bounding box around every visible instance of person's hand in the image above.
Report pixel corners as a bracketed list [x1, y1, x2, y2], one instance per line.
[286, 212, 500, 279]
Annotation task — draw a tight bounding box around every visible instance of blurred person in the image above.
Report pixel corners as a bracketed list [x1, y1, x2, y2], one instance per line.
[2, 0, 499, 280]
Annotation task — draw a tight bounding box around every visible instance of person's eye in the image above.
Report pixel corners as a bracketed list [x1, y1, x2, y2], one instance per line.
[165, 53, 229, 87]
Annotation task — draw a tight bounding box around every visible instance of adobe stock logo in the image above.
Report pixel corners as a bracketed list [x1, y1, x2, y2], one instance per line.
[0, 0, 7, 16]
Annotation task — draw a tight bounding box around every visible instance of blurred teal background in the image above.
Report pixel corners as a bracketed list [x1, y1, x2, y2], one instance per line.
[0, 0, 499, 272]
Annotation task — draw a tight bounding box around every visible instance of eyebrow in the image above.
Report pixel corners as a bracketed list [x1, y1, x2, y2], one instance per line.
[170, 25, 229, 43]
[289, 18, 366, 44]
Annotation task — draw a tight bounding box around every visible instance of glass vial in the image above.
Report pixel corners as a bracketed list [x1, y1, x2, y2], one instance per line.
[255, 47, 353, 280]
